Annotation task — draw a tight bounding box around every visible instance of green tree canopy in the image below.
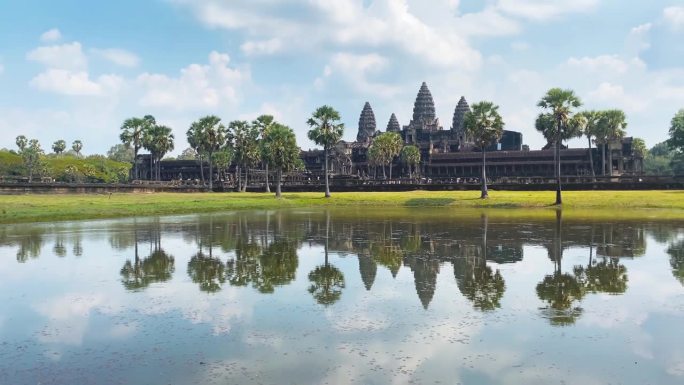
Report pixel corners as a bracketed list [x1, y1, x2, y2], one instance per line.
[307, 105, 344, 198]
[464, 101, 504, 199]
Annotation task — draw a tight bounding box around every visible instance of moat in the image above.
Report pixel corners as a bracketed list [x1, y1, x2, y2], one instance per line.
[1, 209, 684, 385]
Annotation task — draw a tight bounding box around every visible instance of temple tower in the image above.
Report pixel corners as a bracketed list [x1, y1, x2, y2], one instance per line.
[386, 113, 401, 132]
[452, 96, 471, 145]
[357, 102, 376, 143]
[407, 82, 440, 131]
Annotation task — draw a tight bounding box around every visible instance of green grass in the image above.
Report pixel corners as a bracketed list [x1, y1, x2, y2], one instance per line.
[1, 190, 683, 224]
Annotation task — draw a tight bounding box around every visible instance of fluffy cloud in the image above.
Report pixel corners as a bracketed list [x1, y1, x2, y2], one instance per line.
[315, 53, 400, 98]
[92, 48, 140, 67]
[173, 0, 482, 69]
[663, 6, 684, 31]
[136, 51, 249, 110]
[496, 0, 600, 21]
[29, 69, 123, 96]
[40, 28, 62, 43]
[566, 55, 646, 75]
[27, 42, 88, 70]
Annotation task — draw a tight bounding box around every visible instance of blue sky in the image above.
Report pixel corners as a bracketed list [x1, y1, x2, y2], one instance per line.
[1, 0, 683, 155]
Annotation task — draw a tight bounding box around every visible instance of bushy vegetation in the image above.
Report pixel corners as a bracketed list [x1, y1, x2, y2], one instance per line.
[0, 149, 130, 183]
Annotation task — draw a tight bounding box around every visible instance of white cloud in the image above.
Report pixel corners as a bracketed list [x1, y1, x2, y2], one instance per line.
[240, 38, 283, 56]
[566, 55, 646, 75]
[40, 28, 62, 43]
[625, 23, 652, 56]
[92, 48, 140, 67]
[455, 7, 521, 37]
[587, 82, 644, 113]
[315, 53, 400, 98]
[27, 42, 88, 70]
[663, 6, 684, 31]
[30, 69, 123, 96]
[136, 51, 249, 110]
[496, 0, 600, 21]
[173, 0, 482, 69]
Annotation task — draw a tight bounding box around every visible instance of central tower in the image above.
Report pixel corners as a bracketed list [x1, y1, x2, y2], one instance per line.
[407, 82, 441, 132]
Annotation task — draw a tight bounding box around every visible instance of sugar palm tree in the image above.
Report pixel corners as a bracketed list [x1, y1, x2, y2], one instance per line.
[188, 116, 228, 189]
[463, 101, 504, 199]
[537, 88, 582, 205]
[307, 105, 344, 198]
[400, 145, 421, 179]
[253, 115, 276, 193]
[71, 140, 83, 157]
[186, 123, 206, 184]
[120, 115, 156, 180]
[598, 109, 627, 177]
[578, 111, 601, 178]
[52, 139, 66, 154]
[371, 132, 403, 179]
[231, 120, 260, 192]
[262, 123, 302, 198]
[144, 125, 174, 180]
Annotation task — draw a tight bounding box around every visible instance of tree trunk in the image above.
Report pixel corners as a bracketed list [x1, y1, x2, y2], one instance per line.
[275, 168, 282, 198]
[389, 162, 393, 180]
[602, 143, 607, 176]
[133, 146, 140, 180]
[324, 147, 331, 198]
[235, 165, 240, 191]
[382, 164, 386, 179]
[199, 154, 205, 185]
[149, 155, 154, 181]
[481, 148, 488, 199]
[242, 168, 248, 192]
[555, 119, 562, 205]
[587, 136, 595, 179]
[265, 162, 270, 193]
[208, 154, 214, 190]
[608, 142, 613, 177]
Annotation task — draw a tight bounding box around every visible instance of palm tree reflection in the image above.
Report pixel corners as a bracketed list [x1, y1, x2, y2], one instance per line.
[308, 211, 345, 306]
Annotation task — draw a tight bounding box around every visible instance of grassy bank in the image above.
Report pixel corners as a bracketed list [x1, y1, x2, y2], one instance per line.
[1, 190, 683, 224]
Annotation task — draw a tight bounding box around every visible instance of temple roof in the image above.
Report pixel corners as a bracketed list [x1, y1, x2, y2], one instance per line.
[412, 82, 436, 125]
[452, 96, 471, 133]
[386, 113, 401, 132]
[357, 102, 377, 143]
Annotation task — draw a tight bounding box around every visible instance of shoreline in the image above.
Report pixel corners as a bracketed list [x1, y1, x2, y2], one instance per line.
[1, 190, 684, 224]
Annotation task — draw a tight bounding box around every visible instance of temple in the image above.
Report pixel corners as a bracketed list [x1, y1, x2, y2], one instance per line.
[138, 82, 643, 183]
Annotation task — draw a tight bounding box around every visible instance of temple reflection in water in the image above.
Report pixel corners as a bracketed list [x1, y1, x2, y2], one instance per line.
[1, 210, 681, 327]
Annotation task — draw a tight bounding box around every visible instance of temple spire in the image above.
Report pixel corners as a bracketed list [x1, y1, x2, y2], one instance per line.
[386, 113, 401, 132]
[452, 96, 471, 143]
[411, 82, 436, 125]
[357, 101, 376, 143]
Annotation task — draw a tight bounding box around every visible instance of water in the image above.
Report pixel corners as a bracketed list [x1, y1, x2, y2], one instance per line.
[1, 208, 683, 385]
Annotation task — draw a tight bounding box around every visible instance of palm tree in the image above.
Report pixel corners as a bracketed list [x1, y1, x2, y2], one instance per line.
[463, 101, 505, 199]
[537, 88, 582, 205]
[307, 105, 345, 198]
[632, 138, 647, 174]
[120, 115, 155, 180]
[52, 140, 66, 154]
[71, 140, 83, 157]
[577, 111, 601, 178]
[231, 120, 260, 192]
[144, 125, 174, 181]
[400, 145, 421, 179]
[253, 115, 276, 193]
[371, 132, 403, 179]
[16, 135, 28, 152]
[262, 123, 302, 198]
[188, 116, 228, 190]
[598, 109, 627, 177]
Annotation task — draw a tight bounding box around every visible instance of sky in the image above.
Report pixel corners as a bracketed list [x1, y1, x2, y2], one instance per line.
[0, 0, 683, 156]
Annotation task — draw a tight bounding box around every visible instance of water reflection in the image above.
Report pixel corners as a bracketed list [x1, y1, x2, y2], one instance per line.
[119, 222, 175, 291]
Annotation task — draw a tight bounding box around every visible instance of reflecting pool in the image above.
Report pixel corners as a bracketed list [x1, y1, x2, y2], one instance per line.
[1, 208, 684, 385]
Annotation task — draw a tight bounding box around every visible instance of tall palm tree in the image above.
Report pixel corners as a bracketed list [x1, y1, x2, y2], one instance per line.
[144, 125, 174, 181]
[307, 105, 345, 198]
[400, 145, 421, 179]
[52, 140, 66, 154]
[577, 110, 601, 178]
[262, 123, 302, 198]
[120, 115, 156, 180]
[463, 101, 505, 199]
[189, 116, 228, 190]
[371, 132, 403, 179]
[253, 115, 276, 193]
[598, 109, 627, 177]
[71, 140, 83, 157]
[537, 88, 582, 205]
[186, 123, 206, 184]
[231, 120, 260, 192]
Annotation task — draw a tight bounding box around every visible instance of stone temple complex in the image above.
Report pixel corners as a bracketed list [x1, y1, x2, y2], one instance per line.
[140, 81, 642, 184]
